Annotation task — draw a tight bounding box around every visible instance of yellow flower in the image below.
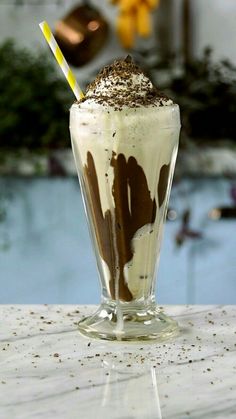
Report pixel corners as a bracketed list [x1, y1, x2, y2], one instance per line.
[110, 0, 160, 48]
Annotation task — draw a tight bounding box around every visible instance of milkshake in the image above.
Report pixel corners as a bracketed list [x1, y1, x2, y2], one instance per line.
[70, 56, 180, 340]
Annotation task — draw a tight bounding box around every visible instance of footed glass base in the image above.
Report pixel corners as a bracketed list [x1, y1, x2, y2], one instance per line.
[78, 303, 179, 342]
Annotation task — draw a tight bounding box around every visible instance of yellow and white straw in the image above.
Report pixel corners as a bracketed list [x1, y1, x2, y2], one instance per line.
[39, 20, 84, 100]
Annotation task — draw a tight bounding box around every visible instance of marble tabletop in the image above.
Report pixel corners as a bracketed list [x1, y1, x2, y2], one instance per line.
[0, 305, 235, 419]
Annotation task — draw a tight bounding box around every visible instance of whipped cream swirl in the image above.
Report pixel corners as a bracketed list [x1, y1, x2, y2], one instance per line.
[80, 56, 173, 109]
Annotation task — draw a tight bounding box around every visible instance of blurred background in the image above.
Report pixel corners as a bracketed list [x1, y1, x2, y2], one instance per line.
[0, 0, 236, 304]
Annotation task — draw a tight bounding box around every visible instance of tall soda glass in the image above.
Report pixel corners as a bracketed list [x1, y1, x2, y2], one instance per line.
[69, 58, 181, 341]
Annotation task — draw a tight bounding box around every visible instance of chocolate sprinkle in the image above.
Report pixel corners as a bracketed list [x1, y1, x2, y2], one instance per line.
[78, 56, 173, 109]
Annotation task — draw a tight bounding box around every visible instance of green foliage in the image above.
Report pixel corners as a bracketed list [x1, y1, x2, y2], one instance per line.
[0, 40, 73, 149]
[2, 41, 235, 147]
[139, 48, 236, 142]
[169, 49, 236, 141]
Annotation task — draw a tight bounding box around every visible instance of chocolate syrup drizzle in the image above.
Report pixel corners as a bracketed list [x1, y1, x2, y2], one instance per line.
[84, 152, 170, 301]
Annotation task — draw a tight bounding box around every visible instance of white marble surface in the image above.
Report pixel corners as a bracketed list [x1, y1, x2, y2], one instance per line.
[0, 305, 236, 419]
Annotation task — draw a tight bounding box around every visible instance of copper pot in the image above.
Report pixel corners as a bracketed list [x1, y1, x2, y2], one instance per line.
[54, 3, 109, 67]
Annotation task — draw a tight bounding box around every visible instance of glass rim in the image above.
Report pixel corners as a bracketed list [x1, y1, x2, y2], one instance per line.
[70, 102, 180, 114]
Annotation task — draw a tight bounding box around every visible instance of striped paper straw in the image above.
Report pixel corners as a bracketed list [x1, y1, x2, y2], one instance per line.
[39, 20, 84, 100]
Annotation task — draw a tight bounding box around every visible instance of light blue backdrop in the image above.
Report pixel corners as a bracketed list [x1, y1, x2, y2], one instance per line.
[0, 177, 235, 304]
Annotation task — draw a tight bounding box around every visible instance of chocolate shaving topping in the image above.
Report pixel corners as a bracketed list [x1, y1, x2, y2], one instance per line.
[78, 56, 173, 109]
